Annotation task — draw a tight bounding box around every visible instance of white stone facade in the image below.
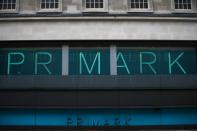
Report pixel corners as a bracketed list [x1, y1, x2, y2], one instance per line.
[0, 0, 197, 41]
[0, 17, 197, 41]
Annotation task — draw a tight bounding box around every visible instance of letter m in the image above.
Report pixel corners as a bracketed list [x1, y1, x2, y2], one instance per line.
[79, 52, 101, 75]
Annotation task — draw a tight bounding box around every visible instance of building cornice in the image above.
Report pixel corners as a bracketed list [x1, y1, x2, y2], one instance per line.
[0, 16, 197, 21]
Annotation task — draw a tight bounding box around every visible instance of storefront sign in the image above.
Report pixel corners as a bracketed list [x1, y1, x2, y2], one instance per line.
[0, 47, 196, 75]
[0, 48, 62, 75]
[0, 108, 197, 126]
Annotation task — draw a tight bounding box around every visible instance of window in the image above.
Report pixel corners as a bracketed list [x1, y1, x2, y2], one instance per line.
[83, 0, 108, 12]
[40, 0, 60, 10]
[174, 0, 192, 9]
[129, 0, 149, 9]
[0, 0, 16, 10]
[85, 0, 104, 8]
[128, 0, 153, 12]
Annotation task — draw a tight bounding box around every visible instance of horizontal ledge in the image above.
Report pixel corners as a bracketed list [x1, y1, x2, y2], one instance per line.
[1, 39, 197, 41]
[1, 105, 197, 109]
[0, 75, 197, 90]
[1, 16, 197, 21]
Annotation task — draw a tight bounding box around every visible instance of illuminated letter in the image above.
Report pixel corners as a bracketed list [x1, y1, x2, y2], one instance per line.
[7, 52, 25, 75]
[116, 52, 130, 74]
[35, 52, 52, 75]
[77, 118, 83, 126]
[168, 52, 187, 74]
[92, 120, 100, 126]
[140, 52, 157, 74]
[79, 52, 101, 74]
[66, 118, 73, 126]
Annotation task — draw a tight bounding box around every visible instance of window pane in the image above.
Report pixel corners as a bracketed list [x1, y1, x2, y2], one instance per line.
[136, 3, 139, 8]
[95, 2, 99, 8]
[91, 3, 94, 8]
[183, 0, 187, 3]
[11, 3, 15, 9]
[55, 3, 58, 8]
[50, 2, 54, 8]
[41, 3, 45, 8]
[86, 3, 90, 8]
[188, 4, 191, 9]
[130, 3, 134, 8]
[46, 3, 49, 8]
[179, 4, 183, 9]
[8, 3, 11, 9]
[175, 0, 179, 3]
[100, 3, 103, 8]
[183, 4, 187, 9]
[3, 4, 7, 9]
[140, 3, 143, 8]
[144, 3, 148, 8]
[175, 4, 178, 9]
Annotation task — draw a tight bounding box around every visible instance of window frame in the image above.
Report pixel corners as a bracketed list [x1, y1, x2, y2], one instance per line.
[171, 0, 196, 13]
[82, 0, 108, 12]
[127, 0, 153, 12]
[38, 0, 62, 12]
[0, 0, 19, 13]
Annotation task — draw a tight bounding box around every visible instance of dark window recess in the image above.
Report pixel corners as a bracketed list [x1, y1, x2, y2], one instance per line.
[0, 0, 16, 10]
[55, 3, 58, 8]
[85, 0, 104, 8]
[129, 0, 149, 9]
[174, 0, 192, 9]
[40, 0, 59, 9]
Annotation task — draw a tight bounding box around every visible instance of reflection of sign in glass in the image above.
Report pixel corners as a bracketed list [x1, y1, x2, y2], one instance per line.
[0, 108, 197, 126]
[0, 47, 196, 75]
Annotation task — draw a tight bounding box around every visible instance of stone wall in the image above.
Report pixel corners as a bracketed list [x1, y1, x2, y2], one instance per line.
[0, 17, 197, 41]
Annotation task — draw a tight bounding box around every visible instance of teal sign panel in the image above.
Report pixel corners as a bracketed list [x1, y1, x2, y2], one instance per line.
[0, 48, 62, 75]
[69, 48, 110, 75]
[117, 48, 197, 75]
[0, 47, 197, 75]
[0, 108, 197, 126]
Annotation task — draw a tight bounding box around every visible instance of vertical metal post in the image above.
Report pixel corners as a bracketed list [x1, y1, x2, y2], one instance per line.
[62, 45, 69, 76]
[110, 45, 117, 75]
